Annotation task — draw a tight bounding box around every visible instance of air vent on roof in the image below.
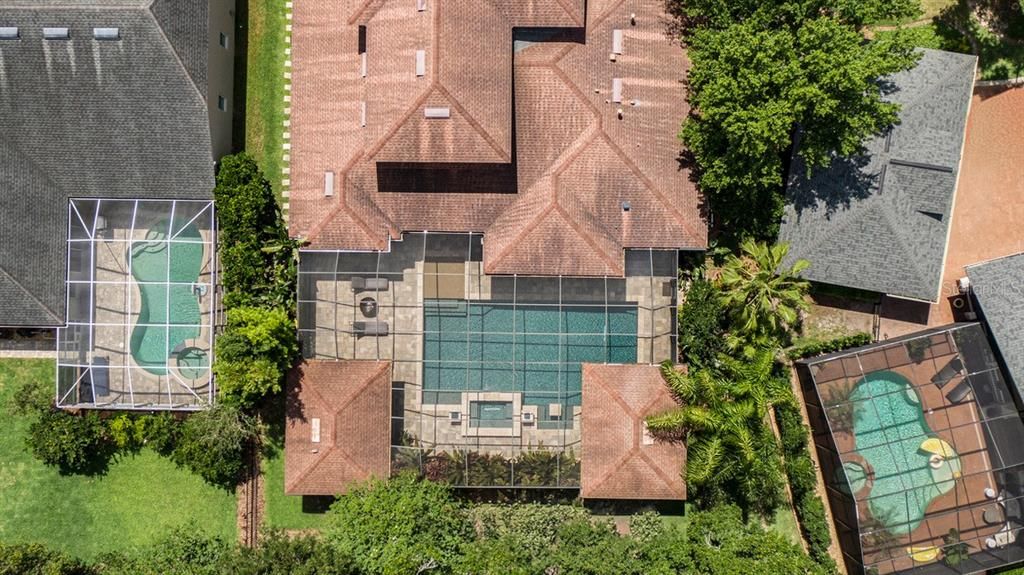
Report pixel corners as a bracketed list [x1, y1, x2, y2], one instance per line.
[424, 107, 450, 119]
[415, 49, 426, 76]
[324, 171, 335, 197]
[311, 417, 321, 443]
[0, 27, 19, 40]
[358, 25, 366, 54]
[612, 78, 623, 103]
[93, 27, 119, 40]
[360, 101, 367, 127]
[612, 29, 623, 54]
[361, 52, 367, 77]
[43, 27, 69, 40]
[417, 0, 427, 11]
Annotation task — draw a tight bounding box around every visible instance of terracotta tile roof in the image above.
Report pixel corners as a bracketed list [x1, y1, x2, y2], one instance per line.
[290, 0, 706, 275]
[580, 363, 686, 500]
[285, 360, 392, 495]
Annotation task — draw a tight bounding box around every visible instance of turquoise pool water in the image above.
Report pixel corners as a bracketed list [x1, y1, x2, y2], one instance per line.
[128, 220, 206, 376]
[850, 371, 958, 535]
[422, 300, 638, 417]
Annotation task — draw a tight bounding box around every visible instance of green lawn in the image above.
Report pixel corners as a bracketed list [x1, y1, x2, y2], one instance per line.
[0, 360, 236, 558]
[245, 0, 289, 203]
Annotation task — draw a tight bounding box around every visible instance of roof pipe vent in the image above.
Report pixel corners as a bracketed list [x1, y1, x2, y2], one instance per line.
[415, 50, 426, 76]
[324, 171, 335, 197]
[417, 0, 427, 11]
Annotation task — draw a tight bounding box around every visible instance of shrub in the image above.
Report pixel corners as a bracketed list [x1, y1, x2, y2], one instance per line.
[797, 494, 836, 569]
[786, 333, 872, 360]
[213, 153, 295, 311]
[213, 306, 298, 407]
[775, 401, 809, 453]
[143, 412, 181, 457]
[107, 413, 147, 454]
[785, 453, 819, 497]
[26, 409, 114, 474]
[0, 542, 94, 575]
[678, 276, 725, 367]
[627, 511, 665, 544]
[171, 404, 257, 489]
[469, 504, 592, 558]
[324, 473, 473, 575]
[8, 379, 52, 416]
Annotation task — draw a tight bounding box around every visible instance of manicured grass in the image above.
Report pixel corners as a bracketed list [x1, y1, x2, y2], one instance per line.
[262, 433, 332, 531]
[0, 359, 236, 558]
[245, 0, 288, 203]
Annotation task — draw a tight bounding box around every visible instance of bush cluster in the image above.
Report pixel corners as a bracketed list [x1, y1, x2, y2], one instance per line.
[786, 333, 872, 360]
[212, 153, 299, 408]
[677, 276, 725, 368]
[14, 383, 255, 490]
[392, 446, 580, 488]
[774, 399, 837, 571]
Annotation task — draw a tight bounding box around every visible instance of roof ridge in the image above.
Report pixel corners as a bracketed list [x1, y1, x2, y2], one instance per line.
[880, 205, 935, 297]
[0, 264, 62, 325]
[144, 4, 207, 104]
[551, 204, 623, 274]
[434, 84, 510, 163]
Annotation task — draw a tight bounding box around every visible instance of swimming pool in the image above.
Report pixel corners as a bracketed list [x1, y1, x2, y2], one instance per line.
[422, 300, 638, 418]
[128, 220, 206, 376]
[850, 371, 959, 535]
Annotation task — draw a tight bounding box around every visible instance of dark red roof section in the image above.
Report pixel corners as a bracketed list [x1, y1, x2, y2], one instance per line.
[581, 363, 686, 500]
[289, 0, 706, 275]
[285, 360, 392, 495]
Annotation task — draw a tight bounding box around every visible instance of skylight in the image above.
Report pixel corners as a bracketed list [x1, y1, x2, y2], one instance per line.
[93, 27, 119, 41]
[43, 27, 69, 40]
[0, 27, 18, 40]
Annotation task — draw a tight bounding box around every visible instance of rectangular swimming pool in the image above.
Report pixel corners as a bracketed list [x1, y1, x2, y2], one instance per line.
[422, 299, 638, 417]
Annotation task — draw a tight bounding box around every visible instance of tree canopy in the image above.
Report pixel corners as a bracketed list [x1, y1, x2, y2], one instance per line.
[675, 0, 920, 241]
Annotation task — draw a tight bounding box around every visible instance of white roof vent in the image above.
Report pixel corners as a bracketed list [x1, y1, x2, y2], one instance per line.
[611, 78, 623, 103]
[93, 27, 119, 41]
[417, 0, 427, 11]
[415, 49, 426, 76]
[0, 27, 19, 40]
[424, 107, 450, 119]
[360, 101, 367, 127]
[612, 29, 623, 54]
[324, 171, 335, 197]
[43, 27, 69, 40]
[361, 52, 367, 77]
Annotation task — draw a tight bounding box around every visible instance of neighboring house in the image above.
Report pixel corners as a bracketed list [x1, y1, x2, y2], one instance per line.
[285, 0, 703, 498]
[967, 252, 1024, 395]
[0, 0, 236, 409]
[779, 49, 978, 303]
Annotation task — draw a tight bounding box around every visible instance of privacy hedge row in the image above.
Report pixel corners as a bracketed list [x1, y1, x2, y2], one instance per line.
[212, 154, 299, 408]
[786, 332, 872, 360]
[775, 399, 837, 572]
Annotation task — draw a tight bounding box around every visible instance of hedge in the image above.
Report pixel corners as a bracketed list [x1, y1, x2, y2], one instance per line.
[786, 333, 872, 360]
[775, 399, 837, 571]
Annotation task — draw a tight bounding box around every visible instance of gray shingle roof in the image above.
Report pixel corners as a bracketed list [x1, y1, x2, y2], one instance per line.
[967, 253, 1024, 394]
[779, 49, 977, 302]
[0, 3, 214, 326]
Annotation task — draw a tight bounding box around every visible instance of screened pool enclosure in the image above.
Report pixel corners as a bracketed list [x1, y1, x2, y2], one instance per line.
[797, 324, 1024, 575]
[57, 199, 217, 410]
[298, 232, 678, 488]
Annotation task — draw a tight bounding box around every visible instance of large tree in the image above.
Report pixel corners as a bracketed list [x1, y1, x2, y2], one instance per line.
[676, 0, 920, 241]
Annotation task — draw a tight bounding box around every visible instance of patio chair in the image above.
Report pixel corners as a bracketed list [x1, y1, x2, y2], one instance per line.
[945, 380, 974, 404]
[353, 320, 389, 337]
[984, 506, 1005, 525]
[931, 357, 964, 388]
[350, 277, 389, 292]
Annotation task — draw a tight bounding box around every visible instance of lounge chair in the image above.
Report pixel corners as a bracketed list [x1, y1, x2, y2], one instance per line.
[353, 321, 389, 337]
[350, 277, 389, 292]
[931, 357, 964, 388]
[945, 380, 974, 404]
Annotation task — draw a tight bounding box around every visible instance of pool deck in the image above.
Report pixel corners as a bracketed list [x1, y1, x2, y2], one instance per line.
[308, 253, 676, 458]
[818, 340, 1004, 573]
[81, 225, 215, 407]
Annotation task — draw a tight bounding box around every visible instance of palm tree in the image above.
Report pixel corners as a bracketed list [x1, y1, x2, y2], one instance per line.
[718, 240, 810, 354]
[646, 350, 789, 515]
